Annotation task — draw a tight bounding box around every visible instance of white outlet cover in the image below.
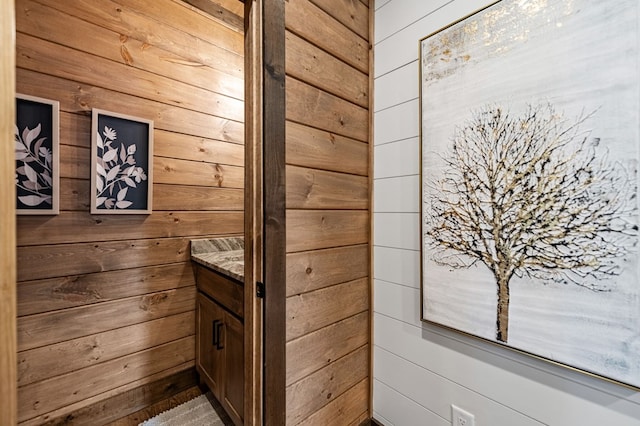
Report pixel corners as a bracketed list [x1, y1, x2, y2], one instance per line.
[452, 404, 476, 426]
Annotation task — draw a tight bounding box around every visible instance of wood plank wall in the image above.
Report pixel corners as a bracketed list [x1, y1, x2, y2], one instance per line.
[15, 0, 244, 423]
[284, 0, 371, 424]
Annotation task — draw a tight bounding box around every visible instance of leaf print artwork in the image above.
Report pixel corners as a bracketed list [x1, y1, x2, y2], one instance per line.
[91, 109, 153, 214]
[15, 122, 53, 207]
[95, 125, 148, 210]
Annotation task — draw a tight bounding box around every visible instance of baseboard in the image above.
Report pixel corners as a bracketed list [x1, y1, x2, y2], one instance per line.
[40, 368, 198, 426]
[361, 417, 384, 426]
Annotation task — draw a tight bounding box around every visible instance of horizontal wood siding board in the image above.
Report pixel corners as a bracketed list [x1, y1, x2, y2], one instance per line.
[17, 287, 196, 352]
[16, 236, 199, 282]
[154, 184, 244, 211]
[33, 0, 244, 78]
[18, 311, 195, 386]
[286, 345, 369, 425]
[37, 368, 199, 426]
[60, 114, 244, 163]
[18, 0, 243, 99]
[286, 76, 368, 142]
[155, 130, 245, 165]
[309, 0, 369, 40]
[16, 32, 244, 122]
[58, 179, 243, 212]
[60, 179, 244, 211]
[19, 361, 195, 426]
[286, 210, 369, 253]
[298, 378, 369, 426]
[285, 30, 368, 108]
[59, 177, 91, 211]
[18, 336, 195, 423]
[285, 0, 368, 73]
[78, 147, 233, 189]
[17, 69, 244, 143]
[59, 144, 89, 179]
[109, 0, 244, 55]
[17, 263, 195, 316]
[286, 165, 368, 210]
[286, 278, 369, 341]
[16, 211, 243, 247]
[59, 112, 90, 148]
[17, 0, 243, 99]
[286, 244, 369, 296]
[286, 311, 369, 385]
[286, 121, 368, 176]
[154, 157, 244, 188]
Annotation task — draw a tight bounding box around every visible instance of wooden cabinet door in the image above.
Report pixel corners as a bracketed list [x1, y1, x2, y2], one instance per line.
[196, 292, 225, 396]
[221, 311, 244, 425]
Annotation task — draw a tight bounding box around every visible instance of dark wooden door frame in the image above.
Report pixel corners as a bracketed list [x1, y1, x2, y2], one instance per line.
[260, 0, 286, 423]
[244, 0, 286, 424]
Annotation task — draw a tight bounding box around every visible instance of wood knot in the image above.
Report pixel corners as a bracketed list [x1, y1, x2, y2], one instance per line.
[139, 293, 169, 311]
[305, 267, 313, 275]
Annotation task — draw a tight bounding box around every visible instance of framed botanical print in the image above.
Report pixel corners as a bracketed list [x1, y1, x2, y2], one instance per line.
[15, 94, 60, 215]
[91, 109, 153, 214]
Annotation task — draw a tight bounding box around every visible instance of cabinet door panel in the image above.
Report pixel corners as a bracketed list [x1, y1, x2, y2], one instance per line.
[196, 292, 225, 395]
[223, 311, 244, 425]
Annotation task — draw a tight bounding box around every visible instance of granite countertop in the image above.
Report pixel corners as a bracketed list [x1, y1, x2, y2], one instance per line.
[191, 237, 244, 282]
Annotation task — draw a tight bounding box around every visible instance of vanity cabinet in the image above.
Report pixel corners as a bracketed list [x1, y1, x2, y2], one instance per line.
[195, 264, 244, 426]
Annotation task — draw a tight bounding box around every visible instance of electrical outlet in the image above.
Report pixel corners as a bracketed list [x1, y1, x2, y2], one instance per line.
[452, 404, 475, 426]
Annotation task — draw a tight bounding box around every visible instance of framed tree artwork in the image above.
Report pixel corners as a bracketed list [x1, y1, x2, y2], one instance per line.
[91, 109, 154, 214]
[15, 94, 60, 215]
[420, 0, 640, 388]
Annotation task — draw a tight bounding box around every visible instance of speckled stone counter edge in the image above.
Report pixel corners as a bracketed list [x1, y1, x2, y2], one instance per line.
[190, 237, 245, 282]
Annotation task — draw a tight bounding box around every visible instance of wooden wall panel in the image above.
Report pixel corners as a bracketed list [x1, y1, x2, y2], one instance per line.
[18, 337, 195, 422]
[286, 311, 368, 385]
[285, 0, 370, 423]
[286, 210, 369, 253]
[17, 263, 195, 316]
[298, 378, 369, 426]
[286, 76, 368, 142]
[18, 311, 195, 386]
[0, 0, 17, 423]
[286, 345, 369, 425]
[286, 278, 368, 341]
[285, 0, 368, 73]
[33, 0, 244, 77]
[15, 0, 244, 422]
[17, 69, 244, 143]
[286, 244, 368, 297]
[17, 211, 244, 246]
[285, 31, 368, 108]
[17, 0, 243, 100]
[286, 121, 368, 176]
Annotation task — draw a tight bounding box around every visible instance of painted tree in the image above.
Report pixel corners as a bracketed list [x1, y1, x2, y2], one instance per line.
[424, 103, 637, 343]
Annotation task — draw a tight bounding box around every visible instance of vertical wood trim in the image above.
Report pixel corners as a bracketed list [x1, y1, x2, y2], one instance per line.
[367, 1, 375, 418]
[262, 0, 287, 424]
[245, 0, 264, 424]
[0, 0, 17, 424]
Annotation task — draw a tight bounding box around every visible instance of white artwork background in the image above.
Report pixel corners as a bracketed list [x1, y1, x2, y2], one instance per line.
[420, 0, 640, 387]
